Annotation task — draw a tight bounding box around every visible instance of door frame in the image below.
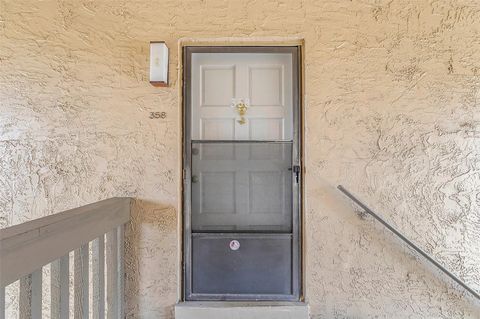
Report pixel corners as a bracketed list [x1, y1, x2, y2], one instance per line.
[182, 45, 303, 301]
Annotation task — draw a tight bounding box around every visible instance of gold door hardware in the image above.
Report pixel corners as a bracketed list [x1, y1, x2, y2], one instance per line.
[233, 100, 248, 125]
[235, 102, 248, 116]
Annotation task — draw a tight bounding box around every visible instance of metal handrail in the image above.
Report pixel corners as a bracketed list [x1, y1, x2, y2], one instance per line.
[337, 185, 480, 301]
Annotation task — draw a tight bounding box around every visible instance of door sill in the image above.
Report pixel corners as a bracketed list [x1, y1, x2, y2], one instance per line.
[175, 301, 309, 319]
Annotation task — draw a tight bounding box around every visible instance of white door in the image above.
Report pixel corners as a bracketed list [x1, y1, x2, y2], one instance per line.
[191, 53, 293, 140]
[190, 52, 294, 231]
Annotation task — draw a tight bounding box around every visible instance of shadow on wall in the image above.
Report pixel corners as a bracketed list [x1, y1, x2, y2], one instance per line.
[121, 186, 479, 318]
[125, 199, 178, 319]
[319, 184, 480, 318]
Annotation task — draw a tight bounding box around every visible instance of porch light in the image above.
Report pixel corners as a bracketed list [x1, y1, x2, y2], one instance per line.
[149, 41, 169, 87]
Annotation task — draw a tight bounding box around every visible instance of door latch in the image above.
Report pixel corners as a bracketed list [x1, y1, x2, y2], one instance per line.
[293, 165, 301, 183]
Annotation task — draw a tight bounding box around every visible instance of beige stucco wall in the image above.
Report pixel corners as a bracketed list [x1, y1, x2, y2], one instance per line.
[1, 0, 480, 318]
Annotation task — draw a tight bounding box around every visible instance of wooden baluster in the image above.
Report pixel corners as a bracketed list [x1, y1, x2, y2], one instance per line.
[19, 274, 32, 319]
[92, 236, 105, 319]
[31, 269, 42, 319]
[19, 269, 42, 319]
[74, 245, 89, 319]
[0, 286, 5, 319]
[106, 230, 118, 319]
[117, 226, 125, 319]
[51, 255, 69, 319]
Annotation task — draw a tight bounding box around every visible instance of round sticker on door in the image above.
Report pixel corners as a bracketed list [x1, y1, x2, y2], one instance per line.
[229, 240, 240, 251]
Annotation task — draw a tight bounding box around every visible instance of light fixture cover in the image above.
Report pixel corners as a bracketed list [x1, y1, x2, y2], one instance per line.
[150, 41, 168, 87]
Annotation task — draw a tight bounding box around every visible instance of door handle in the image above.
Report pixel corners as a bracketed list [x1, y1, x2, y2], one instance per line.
[235, 102, 248, 125]
[292, 165, 300, 183]
[231, 98, 249, 125]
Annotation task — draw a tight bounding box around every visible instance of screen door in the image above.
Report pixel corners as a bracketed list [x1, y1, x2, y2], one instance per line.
[183, 46, 301, 301]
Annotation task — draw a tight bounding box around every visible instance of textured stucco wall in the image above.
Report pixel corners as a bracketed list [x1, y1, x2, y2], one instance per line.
[1, 0, 479, 318]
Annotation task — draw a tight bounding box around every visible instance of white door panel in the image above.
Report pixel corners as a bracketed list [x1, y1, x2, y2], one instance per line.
[249, 66, 284, 106]
[200, 66, 236, 107]
[249, 118, 284, 140]
[201, 119, 235, 140]
[191, 53, 293, 140]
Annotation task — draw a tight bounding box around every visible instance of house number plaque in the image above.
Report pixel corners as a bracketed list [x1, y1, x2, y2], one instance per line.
[149, 111, 167, 119]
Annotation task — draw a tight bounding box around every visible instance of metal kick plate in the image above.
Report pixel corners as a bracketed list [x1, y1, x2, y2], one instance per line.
[192, 234, 292, 295]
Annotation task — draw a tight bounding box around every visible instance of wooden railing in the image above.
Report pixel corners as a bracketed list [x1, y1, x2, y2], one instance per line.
[0, 197, 132, 319]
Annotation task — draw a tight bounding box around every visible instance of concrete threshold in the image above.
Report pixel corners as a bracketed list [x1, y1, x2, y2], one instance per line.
[175, 301, 309, 319]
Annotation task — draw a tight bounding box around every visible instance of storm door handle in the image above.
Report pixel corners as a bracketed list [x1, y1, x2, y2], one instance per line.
[291, 165, 300, 183]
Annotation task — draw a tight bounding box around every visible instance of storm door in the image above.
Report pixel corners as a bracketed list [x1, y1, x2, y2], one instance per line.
[183, 46, 301, 301]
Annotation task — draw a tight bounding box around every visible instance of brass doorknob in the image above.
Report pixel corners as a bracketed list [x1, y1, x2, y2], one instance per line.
[235, 102, 248, 116]
[232, 99, 249, 125]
